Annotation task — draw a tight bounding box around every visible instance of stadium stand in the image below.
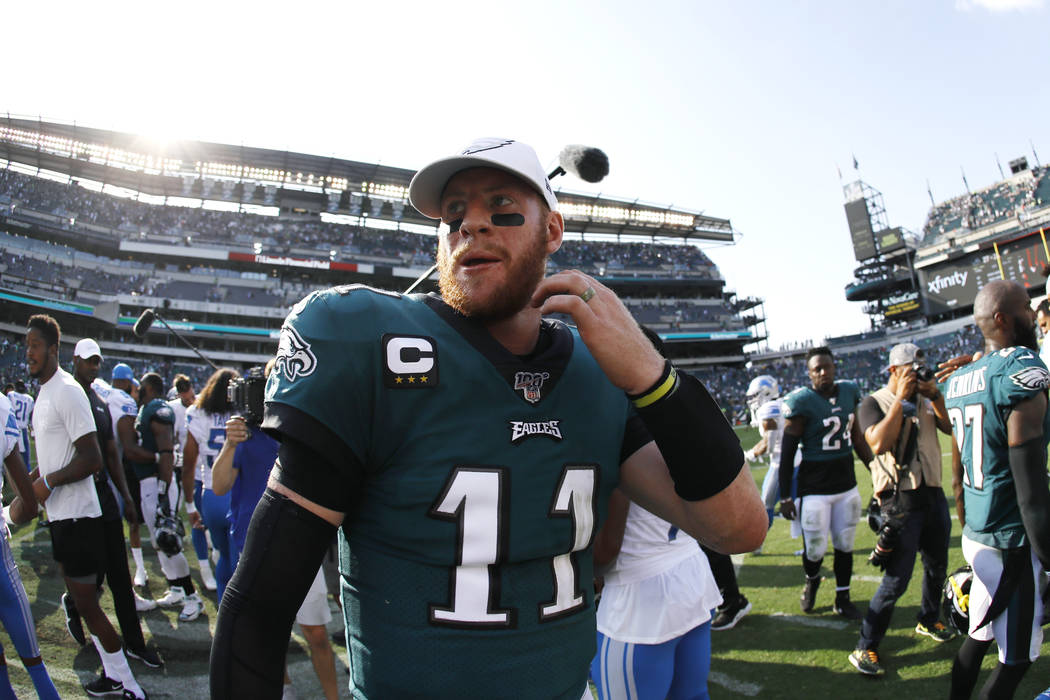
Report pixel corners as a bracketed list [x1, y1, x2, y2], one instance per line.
[921, 165, 1050, 243]
[0, 168, 720, 278]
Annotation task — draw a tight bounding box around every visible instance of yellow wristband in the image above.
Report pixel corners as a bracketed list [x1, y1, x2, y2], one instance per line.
[631, 364, 678, 408]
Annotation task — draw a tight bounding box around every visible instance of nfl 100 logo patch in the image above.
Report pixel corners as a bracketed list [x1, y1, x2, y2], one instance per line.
[513, 371, 550, 404]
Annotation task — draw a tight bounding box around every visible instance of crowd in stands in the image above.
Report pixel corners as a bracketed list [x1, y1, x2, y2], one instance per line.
[922, 165, 1050, 243]
[1, 167, 720, 277]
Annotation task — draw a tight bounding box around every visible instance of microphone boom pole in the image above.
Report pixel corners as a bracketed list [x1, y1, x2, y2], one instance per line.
[138, 309, 220, 371]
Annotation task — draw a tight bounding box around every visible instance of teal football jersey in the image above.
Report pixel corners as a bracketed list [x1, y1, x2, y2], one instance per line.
[132, 398, 175, 479]
[944, 346, 1050, 549]
[781, 381, 861, 462]
[265, 287, 637, 699]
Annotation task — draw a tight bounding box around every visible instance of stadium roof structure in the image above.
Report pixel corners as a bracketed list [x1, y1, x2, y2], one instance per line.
[0, 116, 735, 243]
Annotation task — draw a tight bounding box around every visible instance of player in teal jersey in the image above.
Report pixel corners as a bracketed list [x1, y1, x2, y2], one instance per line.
[944, 280, 1050, 700]
[210, 139, 767, 699]
[779, 346, 874, 619]
[131, 374, 203, 622]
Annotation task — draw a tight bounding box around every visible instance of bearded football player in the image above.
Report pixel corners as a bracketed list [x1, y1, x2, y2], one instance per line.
[210, 138, 766, 699]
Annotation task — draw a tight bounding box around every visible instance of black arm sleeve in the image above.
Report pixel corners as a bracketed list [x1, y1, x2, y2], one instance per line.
[856, 396, 885, 434]
[210, 488, 337, 699]
[778, 431, 801, 498]
[633, 370, 743, 501]
[263, 402, 366, 513]
[272, 437, 364, 514]
[1008, 436, 1050, 571]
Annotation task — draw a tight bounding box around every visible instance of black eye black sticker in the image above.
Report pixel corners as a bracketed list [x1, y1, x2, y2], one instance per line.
[447, 218, 463, 232]
[491, 213, 525, 227]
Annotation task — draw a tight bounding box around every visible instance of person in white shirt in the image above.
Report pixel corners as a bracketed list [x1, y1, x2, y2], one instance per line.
[181, 369, 238, 600]
[24, 315, 146, 700]
[168, 374, 217, 592]
[591, 489, 721, 700]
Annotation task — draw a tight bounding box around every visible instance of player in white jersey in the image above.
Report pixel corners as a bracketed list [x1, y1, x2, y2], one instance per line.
[182, 369, 238, 600]
[0, 392, 61, 698]
[591, 489, 721, 700]
[165, 374, 216, 591]
[743, 375, 798, 527]
[6, 382, 34, 469]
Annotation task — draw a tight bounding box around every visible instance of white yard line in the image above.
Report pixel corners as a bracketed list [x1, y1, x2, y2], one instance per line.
[770, 612, 850, 631]
[709, 671, 763, 697]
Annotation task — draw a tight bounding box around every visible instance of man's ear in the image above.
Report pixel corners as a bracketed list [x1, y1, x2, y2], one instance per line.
[545, 210, 565, 255]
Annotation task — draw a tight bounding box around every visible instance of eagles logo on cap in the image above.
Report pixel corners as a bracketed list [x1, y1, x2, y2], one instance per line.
[408, 138, 559, 219]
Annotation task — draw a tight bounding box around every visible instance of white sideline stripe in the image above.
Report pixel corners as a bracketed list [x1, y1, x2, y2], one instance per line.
[709, 671, 762, 697]
[771, 612, 849, 630]
[853, 574, 883, 583]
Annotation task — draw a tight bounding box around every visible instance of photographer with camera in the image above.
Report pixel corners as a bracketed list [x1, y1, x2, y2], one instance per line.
[210, 361, 340, 700]
[848, 343, 955, 677]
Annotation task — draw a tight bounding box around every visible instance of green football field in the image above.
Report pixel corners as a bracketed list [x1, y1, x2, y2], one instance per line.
[5, 429, 1049, 698]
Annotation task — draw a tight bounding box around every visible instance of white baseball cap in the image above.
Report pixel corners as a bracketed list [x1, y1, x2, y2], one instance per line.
[73, 338, 103, 360]
[408, 138, 558, 219]
[884, 342, 923, 371]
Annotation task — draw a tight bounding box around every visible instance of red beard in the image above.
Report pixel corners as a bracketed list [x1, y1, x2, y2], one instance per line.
[437, 228, 548, 323]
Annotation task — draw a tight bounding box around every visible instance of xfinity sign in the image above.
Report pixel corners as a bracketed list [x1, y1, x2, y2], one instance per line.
[926, 270, 968, 294]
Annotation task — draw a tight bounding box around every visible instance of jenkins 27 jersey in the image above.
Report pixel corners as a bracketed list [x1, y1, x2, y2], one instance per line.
[944, 346, 1050, 550]
[781, 381, 861, 462]
[263, 286, 644, 700]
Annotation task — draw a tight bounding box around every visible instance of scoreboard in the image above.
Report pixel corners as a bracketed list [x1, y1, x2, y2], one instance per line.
[920, 228, 1049, 316]
[844, 199, 876, 262]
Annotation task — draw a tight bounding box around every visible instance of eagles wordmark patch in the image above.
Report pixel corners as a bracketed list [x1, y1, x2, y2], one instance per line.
[383, 334, 438, 388]
[509, 420, 563, 444]
[1010, 365, 1050, 391]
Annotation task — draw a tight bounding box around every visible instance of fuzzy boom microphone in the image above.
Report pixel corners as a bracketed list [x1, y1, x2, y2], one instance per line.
[548, 145, 610, 183]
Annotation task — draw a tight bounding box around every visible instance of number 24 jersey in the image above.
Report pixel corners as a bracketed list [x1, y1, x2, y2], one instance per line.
[264, 287, 644, 699]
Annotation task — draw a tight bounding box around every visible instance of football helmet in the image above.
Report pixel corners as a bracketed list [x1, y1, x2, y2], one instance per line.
[746, 375, 780, 412]
[154, 492, 185, 557]
[942, 565, 973, 635]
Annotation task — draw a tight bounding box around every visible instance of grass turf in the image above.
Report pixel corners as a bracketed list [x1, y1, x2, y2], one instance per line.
[5, 429, 1049, 698]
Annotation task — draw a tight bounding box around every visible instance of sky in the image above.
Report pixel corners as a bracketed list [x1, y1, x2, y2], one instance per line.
[4, 0, 1048, 348]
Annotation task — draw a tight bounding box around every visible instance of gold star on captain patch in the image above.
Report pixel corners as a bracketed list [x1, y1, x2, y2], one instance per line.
[408, 377, 415, 383]
[395, 377, 403, 384]
[420, 376, 428, 383]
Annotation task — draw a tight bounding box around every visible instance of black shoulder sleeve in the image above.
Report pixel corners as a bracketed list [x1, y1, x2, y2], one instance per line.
[856, 396, 885, 434]
[263, 402, 365, 513]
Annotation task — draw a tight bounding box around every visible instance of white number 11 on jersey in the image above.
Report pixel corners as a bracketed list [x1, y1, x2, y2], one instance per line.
[428, 465, 596, 628]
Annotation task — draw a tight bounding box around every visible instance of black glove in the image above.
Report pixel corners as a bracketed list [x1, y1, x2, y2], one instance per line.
[868, 547, 891, 570]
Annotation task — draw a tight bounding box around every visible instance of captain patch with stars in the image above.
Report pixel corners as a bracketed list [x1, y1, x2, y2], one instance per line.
[383, 334, 439, 388]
